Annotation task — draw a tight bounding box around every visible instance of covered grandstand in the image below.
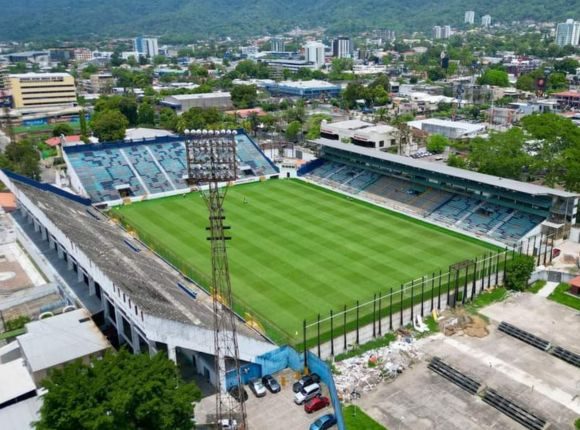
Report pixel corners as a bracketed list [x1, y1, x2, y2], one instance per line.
[0, 170, 276, 387]
[302, 139, 579, 245]
[63, 132, 278, 204]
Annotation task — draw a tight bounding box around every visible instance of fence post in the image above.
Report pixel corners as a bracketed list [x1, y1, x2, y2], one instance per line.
[303, 319, 307, 369]
[372, 293, 377, 338]
[317, 314, 321, 358]
[420, 276, 425, 317]
[471, 257, 478, 299]
[430, 272, 435, 311]
[480, 253, 487, 293]
[446, 271, 451, 308]
[549, 235, 555, 264]
[330, 310, 334, 357]
[503, 248, 508, 286]
[389, 288, 393, 330]
[343, 304, 347, 352]
[543, 235, 549, 266]
[495, 250, 500, 285]
[410, 280, 415, 324]
[437, 269, 442, 309]
[453, 269, 460, 306]
[487, 252, 492, 289]
[462, 265, 469, 304]
[355, 300, 360, 345]
[378, 292, 382, 336]
[400, 284, 404, 327]
[526, 236, 531, 255]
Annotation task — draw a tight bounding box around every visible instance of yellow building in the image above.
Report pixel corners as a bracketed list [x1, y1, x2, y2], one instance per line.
[6, 72, 77, 110]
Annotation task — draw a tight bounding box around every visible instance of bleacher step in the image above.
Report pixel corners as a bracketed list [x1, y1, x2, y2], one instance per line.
[454, 201, 485, 226]
[487, 210, 515, 235]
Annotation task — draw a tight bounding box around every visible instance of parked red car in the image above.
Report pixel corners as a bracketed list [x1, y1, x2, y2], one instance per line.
[304, 395, 330, 413]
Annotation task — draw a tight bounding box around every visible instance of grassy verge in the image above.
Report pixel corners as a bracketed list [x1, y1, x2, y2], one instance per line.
[0, 327, 26, 341]
[464, 287, 508, 314]
[548, 283, 580, 311]
[343, 405, 387, 430]
[527, 280, 546, 294]
[335, 333, 397, 362]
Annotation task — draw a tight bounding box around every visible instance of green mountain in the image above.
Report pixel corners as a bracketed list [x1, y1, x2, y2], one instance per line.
[0, 0, 578, 41]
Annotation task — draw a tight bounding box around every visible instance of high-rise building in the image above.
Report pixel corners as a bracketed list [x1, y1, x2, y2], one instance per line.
[133, 37, 159, 58]
[482, 15, 492, 27]
[432, 26, 442, 39]
[304, 41, 325, 69]
[73, 48, 92, 63]
[332, 37, 352, 58]
[442, 26, 452, 38]
[465, 11, 475, 25]
[7, 73, 77, 110]
[555, 19, 580, 47]
[271, 38, 285, 52]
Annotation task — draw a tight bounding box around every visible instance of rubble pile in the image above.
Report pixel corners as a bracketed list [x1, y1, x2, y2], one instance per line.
[440, 310, 488, 338]
[333, 335, 422, 401]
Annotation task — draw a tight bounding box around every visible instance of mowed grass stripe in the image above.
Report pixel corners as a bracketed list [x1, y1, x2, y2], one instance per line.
[114, 179, 495, 341]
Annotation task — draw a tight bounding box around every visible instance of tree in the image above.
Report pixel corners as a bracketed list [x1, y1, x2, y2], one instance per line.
[554, 58, 579, 74]
[91, 110, 129, 141]
[286, 120, 302, 142]
[546, 72, 567, 92]
[426, 134, 449, 154]
[515, 73, 536, 92]
[305, 114, 332, 140]
[52, 123, 74, 137]
[35, 350, 201, 430]
[468, 129, 530, 179]
[1, 139, 41, 180]
[504, 254, 535, 291]
[477, 69, 509, 87]
[447, 153, 466, 168]
[230, 84, 258, 109]
[138, 103, 155, 126]
[159, 108, 178, 131]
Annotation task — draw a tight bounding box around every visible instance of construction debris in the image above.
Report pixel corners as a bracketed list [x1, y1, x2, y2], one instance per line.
[333, 335, 422, 401]
[440, 309, 489, 338]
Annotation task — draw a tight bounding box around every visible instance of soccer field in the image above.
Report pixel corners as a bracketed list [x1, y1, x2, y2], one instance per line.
[113, 179, 496, 343]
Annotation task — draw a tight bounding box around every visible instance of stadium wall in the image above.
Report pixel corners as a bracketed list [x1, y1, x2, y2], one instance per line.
[61, 149, 89, 199]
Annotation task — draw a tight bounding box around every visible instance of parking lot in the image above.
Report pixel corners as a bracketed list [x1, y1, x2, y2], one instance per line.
[245, 369, 335, 430]
[195, 369, 337, 430]
[358, 292, 580, 430]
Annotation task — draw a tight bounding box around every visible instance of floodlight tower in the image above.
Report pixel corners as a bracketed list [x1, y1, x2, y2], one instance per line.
[184, 129, 247, 429]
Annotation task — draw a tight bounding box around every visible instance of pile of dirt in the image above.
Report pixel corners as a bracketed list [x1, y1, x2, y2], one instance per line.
[440, 309, 489, 338]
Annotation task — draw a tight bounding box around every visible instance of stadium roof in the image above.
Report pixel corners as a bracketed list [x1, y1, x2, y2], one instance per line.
[10, 178, 264, 340]
[313, 138, 578, 198]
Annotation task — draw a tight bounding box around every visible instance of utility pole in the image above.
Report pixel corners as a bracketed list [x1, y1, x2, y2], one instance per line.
[185, 129, 247, 429]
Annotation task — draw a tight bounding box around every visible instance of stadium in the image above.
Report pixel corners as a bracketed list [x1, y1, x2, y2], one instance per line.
[2, 130, 578, 386]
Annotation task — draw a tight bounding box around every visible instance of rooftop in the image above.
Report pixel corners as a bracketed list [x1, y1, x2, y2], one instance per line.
[18, 309, 110, 373]
[167, 92, 231, 101]
[312, 138, 578, 198]
[9, 177, 264, 340]
[124, 128, 176, 141]
[275, 80, 340, 89]
[0, 358, 36, 405]
[321, 119, 373, 131]
[408, 118, 486, 133]
[9, 72, 71, 79]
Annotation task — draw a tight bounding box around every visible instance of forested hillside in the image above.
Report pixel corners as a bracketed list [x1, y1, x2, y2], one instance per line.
[0, 0, 579, 41]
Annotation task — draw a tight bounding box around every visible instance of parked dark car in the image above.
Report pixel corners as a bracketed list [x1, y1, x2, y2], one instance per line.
[261, 374, 281, 393]
[292, 373, 320, 393]
[228, 385, 248, 402]
[304, 395, 330, 413]
[309, 414, 337, 430]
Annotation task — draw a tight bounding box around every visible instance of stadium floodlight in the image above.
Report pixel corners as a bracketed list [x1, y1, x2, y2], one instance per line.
[184, 129, 237, 186]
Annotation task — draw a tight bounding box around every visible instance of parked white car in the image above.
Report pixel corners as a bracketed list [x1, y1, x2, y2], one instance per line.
[294, 383, 321, 405]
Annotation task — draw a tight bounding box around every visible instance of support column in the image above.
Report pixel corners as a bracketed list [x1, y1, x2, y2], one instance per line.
[88, 278, 96, 296]
[77, 268, 84, 283]
[57, 245, 64, 259]
[114, 307, 125, 344]
[67, 256, 74, 271]
[130, 325, 141, 353]
[33, 220, 40, 233]
[167, 344, 177, 363]
[41, 226, 48, 241]
[148, 342, 158, 356]
[49, 236, 56, 250]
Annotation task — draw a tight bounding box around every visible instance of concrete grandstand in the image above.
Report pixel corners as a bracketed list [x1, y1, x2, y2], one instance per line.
[0, 170, 276, 388]
[63, 132, 278, 204]
[302, 139, 579, 246]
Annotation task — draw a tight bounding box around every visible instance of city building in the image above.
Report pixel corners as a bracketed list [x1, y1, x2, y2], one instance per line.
[5, 51, 49, 66]
[407, 118, 486, 139]
[161, 92, 232, 113]
[442, 25, 452, 39]
[49, 48, 74, 64]
[320, 119, 402, 150]
[332, 37, 352, 58]
[553, 90, 580, 109]
[89, 73, 114, 94]
[482, 15, 492, 27]
[465, 11, 475, 25]
[303, 41, 325, 69]
[262, 59, 317, 79]
[432, 26, 442, 40]
[240, 46, 258, 58]
[264, 80, 341, 99]
[555, 19, 580, 47]
[133, 37, 159, 58]
[271, 38, 285, 52]
[73, 48, 92, 63]
[6, 73, 77, 110]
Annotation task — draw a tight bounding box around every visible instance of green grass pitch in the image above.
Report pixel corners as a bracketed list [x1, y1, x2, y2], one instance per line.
[113, 179, 496, 342]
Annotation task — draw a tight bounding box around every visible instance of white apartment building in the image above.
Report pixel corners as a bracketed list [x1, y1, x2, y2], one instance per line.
[304, 41, 325, 69]
[555, 19, 580, 47]
[465, 11, 475, 25]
